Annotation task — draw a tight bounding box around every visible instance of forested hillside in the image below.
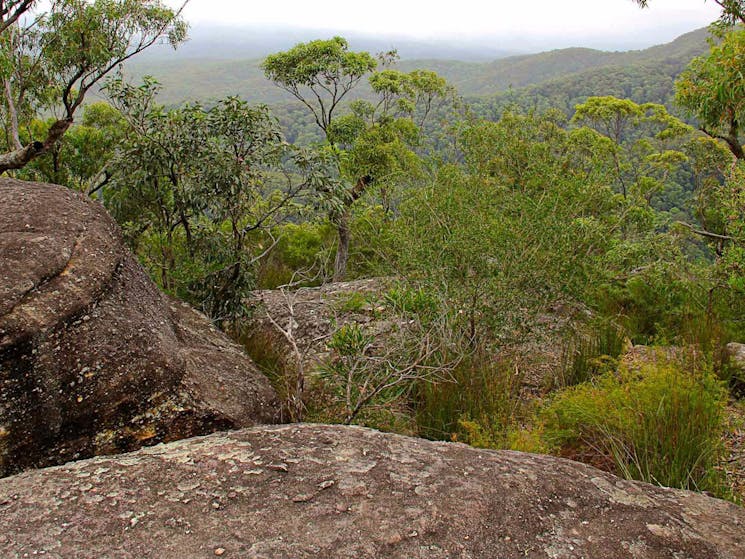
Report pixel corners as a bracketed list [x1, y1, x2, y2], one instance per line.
[122, 27, 709, 106]
[2, 2, 745, 546]
[471, 28, 710, 117]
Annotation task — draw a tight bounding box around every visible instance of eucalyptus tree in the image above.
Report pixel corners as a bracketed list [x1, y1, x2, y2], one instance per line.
[0, 0, 187, 173]
[104, 77, 337, 320]
[263, 38, 452, 281]
[572, 97, 692, 200]
[675, 29, 745, 160]
[262, 37, 376, 140]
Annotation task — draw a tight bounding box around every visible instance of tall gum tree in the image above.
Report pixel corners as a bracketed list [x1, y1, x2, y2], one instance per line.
[263, 38, 452, 281]
[262, 37, 376, 281]
[0, 0, 187, 173]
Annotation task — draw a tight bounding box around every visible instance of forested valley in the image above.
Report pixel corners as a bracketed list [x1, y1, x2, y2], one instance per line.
[3, 0, 745, 516]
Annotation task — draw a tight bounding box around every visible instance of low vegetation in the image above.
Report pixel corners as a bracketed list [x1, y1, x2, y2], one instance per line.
[2, 0, 745, 504]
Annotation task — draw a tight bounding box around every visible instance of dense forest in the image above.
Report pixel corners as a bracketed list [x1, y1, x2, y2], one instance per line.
[3, 0, 745, 506]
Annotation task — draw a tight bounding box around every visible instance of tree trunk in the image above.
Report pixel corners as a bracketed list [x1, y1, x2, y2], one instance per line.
[0, 118, 72, 173]
[331, 175, 372, 283]
[333, 208, 351, 283]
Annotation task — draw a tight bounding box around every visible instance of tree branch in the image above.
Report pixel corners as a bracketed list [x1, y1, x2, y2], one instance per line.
[676, 221, 736, 242]
[0, 117, 71, 172]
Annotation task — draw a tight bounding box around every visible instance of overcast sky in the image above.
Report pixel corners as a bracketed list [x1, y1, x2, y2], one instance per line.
[172, 0, 721, 46]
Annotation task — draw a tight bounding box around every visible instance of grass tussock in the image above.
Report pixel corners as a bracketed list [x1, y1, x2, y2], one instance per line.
[536, 356, 729, 497]
[415, 352, 526, 448]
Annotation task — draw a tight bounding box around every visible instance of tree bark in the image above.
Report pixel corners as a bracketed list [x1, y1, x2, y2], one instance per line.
[3, 77, 21, 150]
[0, 118, 72, 173]
[333, 207, 351, 283]
[331, 175, 372, 283]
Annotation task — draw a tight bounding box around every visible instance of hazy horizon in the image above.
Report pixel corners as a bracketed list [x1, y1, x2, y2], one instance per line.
[163, 0, 720, 53]
[133, 21, 711, 66]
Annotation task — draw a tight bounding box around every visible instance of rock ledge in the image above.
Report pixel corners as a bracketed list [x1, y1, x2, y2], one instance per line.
[0, 423, 742, 558]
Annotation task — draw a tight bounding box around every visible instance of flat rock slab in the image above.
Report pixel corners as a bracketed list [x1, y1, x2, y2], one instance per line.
[0, 424, 742, 558]
[0, 178, 278, 476]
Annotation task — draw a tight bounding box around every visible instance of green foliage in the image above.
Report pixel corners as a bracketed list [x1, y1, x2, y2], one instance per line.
[238, 328, 302, 423]
[262, 37, 376, 135]
[103, 77, 336, 320]
[538, 357, 729, 496]
[552, 320, 626, 389]
[17, 102, 125, 190]
[263, 37, 454, 281]
[415, 354, 525, 447]
[391, 112, 624, 342]
[334, 292, 373, 313]
[319, 317, 457, 425]
[0, 0, 186, 171]
[675, 28, 745, 159]
[384, 285, 438, 317]
[717, 163, 745, 294]
[571, 96, 693, 198]
[256, 222, 335, 289]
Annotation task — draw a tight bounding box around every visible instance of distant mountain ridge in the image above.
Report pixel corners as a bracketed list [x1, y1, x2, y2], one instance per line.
[119, 27, 710, 107]
[468, 27, 711, 118]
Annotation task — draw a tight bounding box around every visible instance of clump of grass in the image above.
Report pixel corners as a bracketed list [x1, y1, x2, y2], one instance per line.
[414, 352, 525, 448]
[239, 329, 297, 422]
[334, 291, 373, 313]
[537, 356, 729, 497]
[551, 319, 626, 389]
[384, 284, 439, 317]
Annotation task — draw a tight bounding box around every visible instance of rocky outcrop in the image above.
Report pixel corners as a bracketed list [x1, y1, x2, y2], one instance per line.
[0, 178, 278, 477]
[0, 423, 742, 558]
[245, 278, 396, 368]
[245, 279, 587, 390]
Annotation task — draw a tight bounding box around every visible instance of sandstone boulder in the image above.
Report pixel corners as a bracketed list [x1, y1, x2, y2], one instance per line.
[0, 423, 742, 558]
[0, 178, 278, 477]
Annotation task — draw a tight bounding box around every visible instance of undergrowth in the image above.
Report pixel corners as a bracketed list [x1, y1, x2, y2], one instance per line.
[535, 356, 730, 498]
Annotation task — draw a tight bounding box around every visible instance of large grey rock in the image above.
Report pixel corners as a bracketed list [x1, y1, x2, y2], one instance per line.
[0, 424, 742, 558]
[0, 178, 279, 477]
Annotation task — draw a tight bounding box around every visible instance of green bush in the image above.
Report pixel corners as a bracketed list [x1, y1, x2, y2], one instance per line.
[257, 222, 334, 289]
[539, 357, 728, 496]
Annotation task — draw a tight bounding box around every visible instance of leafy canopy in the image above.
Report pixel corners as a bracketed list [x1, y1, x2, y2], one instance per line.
[262, 37, 376, 135]
[675, 28, 745, 159]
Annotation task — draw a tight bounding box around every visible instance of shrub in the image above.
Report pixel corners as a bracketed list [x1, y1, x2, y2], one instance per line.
[320, 322, 455, 426]
[539, 357, 728, 496]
